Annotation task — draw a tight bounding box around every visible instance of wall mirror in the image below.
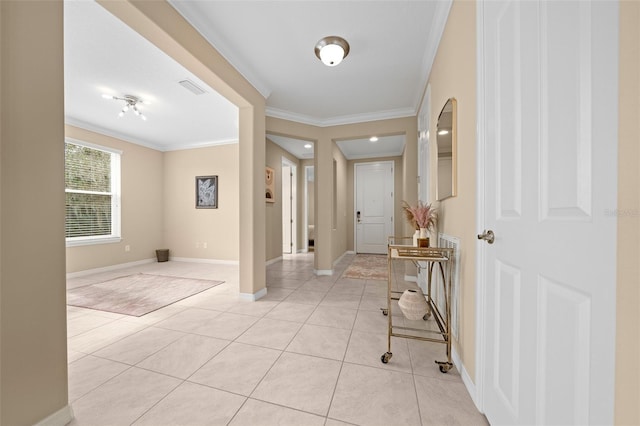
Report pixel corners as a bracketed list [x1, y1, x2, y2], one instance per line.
[436, 97, 457, 200]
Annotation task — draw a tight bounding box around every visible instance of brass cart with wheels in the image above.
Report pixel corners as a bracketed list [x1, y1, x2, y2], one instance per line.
[381, 237, 454, 373]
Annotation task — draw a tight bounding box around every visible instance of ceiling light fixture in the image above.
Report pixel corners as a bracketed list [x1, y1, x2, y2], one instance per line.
[314, 36, 350, 67]
[304, 143, 313, 149]
[102, 94, 147, 121]
[438, 129, 449, 135]
[369, 136, 379, 142]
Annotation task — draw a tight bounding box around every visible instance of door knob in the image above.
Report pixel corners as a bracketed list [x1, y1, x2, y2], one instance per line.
[477, 230, 495, 244]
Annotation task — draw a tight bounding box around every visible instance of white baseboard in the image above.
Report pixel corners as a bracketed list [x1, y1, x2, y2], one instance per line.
[171, 257, 239, 265]
[266, 256, 283, 266]
[314, 269, 333, 276]
[346, 250, 356, 255]
[333, 251, 350, 265]
[404, 274, 417, 283]
[34, 405, 74, 426]
[66, 258, 155, 279]
[452, 346, 481, 412]
[240, 287, 267, 301]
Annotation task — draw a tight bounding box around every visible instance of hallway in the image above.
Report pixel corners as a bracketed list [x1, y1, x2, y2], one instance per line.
[66, 254, 486, 425]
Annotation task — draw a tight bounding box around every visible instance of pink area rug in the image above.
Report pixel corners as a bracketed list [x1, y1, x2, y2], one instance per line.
[67, 273, 224, 317]
[342, 255, 388, 280]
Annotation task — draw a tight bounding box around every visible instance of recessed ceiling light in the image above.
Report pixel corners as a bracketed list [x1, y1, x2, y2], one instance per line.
[304, 143, 312, 149]
[438, 130, 449, 135]
[369, 136, 379, 142]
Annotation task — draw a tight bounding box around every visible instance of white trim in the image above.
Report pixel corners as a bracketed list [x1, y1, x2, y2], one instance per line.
[404, 274, 417, 283]
[266, 106, 415, 128]
[66, 118, 239, 153]
[171, 257, 240, 265]
[452, 346, 483, 413]
[239, 287, 267, 301]
[66, 258, 155, 279]
[65, 236, 122, 247]
[34, 405, 74, 426]
[474, 0, 487, 413]
[266, 256, 283, 266]
[314, 269, 333, 276]
[345, 250, 356, 255]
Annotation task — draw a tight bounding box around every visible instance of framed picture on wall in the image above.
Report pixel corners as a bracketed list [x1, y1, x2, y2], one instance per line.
[196, 175, 218, 209]
[265, 167, 275, 203]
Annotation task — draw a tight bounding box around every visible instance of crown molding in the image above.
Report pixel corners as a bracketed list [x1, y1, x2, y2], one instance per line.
[266, 106, 416, 128]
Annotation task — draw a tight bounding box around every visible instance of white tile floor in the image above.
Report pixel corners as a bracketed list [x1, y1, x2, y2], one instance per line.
[67, 253, 488, 426]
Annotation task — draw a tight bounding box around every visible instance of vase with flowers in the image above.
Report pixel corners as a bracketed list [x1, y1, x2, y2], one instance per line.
[402, 200, 437, 247]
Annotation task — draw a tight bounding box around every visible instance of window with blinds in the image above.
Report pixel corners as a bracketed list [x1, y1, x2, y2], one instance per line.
[65, 140, 121, 245]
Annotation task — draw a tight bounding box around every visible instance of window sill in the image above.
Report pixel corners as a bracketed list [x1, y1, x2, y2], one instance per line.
[66, 236, 122, 248]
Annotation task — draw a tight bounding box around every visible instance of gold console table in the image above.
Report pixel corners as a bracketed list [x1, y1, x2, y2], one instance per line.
[381, 237, 454, 373]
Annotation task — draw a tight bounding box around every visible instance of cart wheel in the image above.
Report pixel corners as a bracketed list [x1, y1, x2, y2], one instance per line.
[381, 352, 392, 364]
[436, 361, 453, 373]
[382, 309, 389, 316]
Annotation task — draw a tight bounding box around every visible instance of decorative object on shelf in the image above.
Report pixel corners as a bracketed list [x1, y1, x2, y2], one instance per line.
[196, 175, 218, 209]
[402, 200, 437, 246]
[398, 289, 429, 320]
[265, 166, 275, 203]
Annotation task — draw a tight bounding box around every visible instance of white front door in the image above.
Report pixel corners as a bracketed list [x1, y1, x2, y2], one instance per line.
[355, 162, 394, 254]
[479, 1, 618, 425]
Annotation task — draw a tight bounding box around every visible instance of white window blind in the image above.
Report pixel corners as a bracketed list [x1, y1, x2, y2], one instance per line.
[65, 140, 121, 245]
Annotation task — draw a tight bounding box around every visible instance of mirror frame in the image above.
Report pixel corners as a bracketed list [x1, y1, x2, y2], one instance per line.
[436, 97, 457, 201]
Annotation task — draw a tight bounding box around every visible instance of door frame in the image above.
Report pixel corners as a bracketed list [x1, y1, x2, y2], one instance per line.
[473, 0, 487, 412]
[281, 157, 297, 254]
[303, 165, 314, 253]
[353, 160, 394, 254]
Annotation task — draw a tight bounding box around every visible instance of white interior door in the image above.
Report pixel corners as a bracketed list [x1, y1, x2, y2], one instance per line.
[355, 162, 394, 254]
[282, 163, 292, 254]
[478, 1, 618, 425]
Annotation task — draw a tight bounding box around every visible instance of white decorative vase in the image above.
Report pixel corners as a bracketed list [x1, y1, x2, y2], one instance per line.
[413, 229, 420, 246]
[419, 228, 428, 239]
[397, 289, 429, 320]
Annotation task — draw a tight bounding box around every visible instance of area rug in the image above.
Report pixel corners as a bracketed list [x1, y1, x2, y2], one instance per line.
[342, 254, 388, 280]
[67, 273, 224, 317]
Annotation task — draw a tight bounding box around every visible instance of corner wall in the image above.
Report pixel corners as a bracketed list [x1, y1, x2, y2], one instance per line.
[163, 144, 239, 261]
[615, 0, 640, 423]
[265, 138, 303, 262]
[426, 0, 477, 379]
[1, 1, 70, 424]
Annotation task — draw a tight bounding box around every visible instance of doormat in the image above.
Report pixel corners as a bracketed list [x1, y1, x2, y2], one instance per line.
[67, 273, 224, 317]
[341, 255, 388, 280]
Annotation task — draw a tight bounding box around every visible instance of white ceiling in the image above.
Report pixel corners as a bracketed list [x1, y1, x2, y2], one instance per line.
[64, 0, 451, 158]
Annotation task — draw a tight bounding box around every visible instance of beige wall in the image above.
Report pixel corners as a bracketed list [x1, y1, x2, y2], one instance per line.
[616, 0, 640, 423]
[346, 156, 404, 252]
[164, 144, 239, 261]
[265, 138, 303, 261]
[332, 144, 349, 260]
[65, 126, 164, 273]
[0, 1, 69, 424]
[426, 0, 477, 378]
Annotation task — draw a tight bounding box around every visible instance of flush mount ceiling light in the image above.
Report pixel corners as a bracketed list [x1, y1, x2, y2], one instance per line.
[314, 36, 350, 67]
[304, 143, 313, 149]
[102, 94, 147, 121]
[369, 136, 379, 142]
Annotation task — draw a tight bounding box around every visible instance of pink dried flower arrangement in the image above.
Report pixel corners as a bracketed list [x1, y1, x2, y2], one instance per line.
[402, 200, 437, 231]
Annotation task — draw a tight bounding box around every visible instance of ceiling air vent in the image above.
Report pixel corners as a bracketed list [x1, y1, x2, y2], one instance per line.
[178, 79, 207, 95]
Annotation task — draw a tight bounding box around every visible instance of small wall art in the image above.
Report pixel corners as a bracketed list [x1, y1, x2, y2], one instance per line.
[196, 175, 218, 209]
[265, 166, 275, 203]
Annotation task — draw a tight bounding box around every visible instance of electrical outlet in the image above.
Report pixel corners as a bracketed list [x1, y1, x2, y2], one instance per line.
[203, 242, 207, 249]
[125, 245, 130, 252]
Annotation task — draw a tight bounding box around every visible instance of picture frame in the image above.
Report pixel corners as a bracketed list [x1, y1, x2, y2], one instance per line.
[265, 166, 275, 203]
[195, 175, 218, 209]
